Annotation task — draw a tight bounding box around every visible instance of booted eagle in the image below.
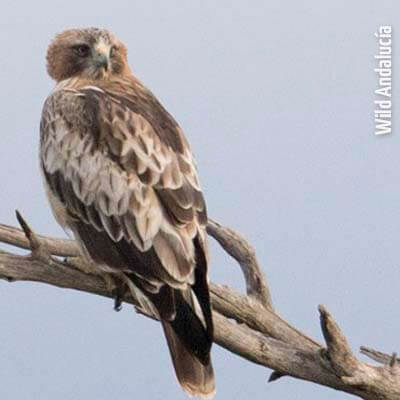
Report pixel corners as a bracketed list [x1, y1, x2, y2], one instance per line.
[40, 28, 215, 398]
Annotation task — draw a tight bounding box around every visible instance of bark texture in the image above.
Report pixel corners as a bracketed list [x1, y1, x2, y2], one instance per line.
[0, 213, 399, 399]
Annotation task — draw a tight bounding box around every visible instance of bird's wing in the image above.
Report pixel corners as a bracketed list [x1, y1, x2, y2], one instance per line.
[41, 81, 215, 397]
[40, 82, 208, 291]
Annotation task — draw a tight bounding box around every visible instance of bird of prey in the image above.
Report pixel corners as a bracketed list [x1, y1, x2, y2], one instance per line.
[40, 28, 215, 398]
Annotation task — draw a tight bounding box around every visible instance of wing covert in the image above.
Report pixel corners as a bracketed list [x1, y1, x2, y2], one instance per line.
[40, 83, 207, 288]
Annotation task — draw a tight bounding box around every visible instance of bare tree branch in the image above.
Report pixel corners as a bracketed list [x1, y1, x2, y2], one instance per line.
[207, 219, 273, 310]
[361, 347, 400, 367]
[0, 221, 77, 257]
[0, 216, 399, 399]
[319, 305, 360, 377]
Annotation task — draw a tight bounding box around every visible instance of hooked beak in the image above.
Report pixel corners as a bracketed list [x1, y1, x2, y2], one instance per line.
[93, 40, 111, 72]
[93, 51, 109, 71]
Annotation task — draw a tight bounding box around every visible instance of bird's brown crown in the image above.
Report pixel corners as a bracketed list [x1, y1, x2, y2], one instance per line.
[46, 28, 130, 82]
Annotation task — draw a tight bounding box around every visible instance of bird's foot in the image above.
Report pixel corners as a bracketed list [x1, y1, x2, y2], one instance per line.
[112, 286, 124, 312]
[104, 274, 127, 312]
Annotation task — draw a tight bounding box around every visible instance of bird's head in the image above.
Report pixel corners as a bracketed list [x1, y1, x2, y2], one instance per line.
[46, 28, 130, 82]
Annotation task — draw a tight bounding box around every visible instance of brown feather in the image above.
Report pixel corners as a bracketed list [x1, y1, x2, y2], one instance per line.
[162, 322, 215, 399]
[41, 27, 215, 398]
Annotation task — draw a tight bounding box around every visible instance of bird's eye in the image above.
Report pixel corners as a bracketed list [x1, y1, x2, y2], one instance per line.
[73, 44, 90, 57]
[110, 45, 118, 58]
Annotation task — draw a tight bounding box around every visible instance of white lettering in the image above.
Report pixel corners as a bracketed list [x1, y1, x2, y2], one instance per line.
[374, 26, 392, 135]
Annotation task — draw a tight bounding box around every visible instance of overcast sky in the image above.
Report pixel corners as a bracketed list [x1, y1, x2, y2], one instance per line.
[1, 1, 399, 399]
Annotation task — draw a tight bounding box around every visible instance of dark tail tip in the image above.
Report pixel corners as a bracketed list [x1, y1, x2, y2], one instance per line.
[162, 321, 216, 398]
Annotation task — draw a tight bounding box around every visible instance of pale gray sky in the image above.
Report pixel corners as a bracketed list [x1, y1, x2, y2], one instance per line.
[1, 1, 399, 399]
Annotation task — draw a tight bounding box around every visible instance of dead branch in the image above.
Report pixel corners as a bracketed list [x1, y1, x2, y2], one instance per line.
[0, 215, 399, 400]
[207, 219, 273, 309]
[361, 347, 400, 367]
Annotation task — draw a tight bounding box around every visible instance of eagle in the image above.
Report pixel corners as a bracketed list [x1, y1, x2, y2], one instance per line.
[40, 28, 215, 398]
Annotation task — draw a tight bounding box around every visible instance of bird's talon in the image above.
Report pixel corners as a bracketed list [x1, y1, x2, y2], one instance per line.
[112, 286, 124, 312]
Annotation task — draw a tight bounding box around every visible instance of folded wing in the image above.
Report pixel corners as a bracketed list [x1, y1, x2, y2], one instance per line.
[40, 80, 215, 397]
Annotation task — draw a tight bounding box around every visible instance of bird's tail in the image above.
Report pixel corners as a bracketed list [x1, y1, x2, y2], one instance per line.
[124, 268, 215, 398]
[124, 233, 215, 398]
[162, 319, 215, 399]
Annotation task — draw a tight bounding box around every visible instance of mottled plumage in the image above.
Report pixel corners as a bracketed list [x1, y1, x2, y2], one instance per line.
[40, 28, 215, 398]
